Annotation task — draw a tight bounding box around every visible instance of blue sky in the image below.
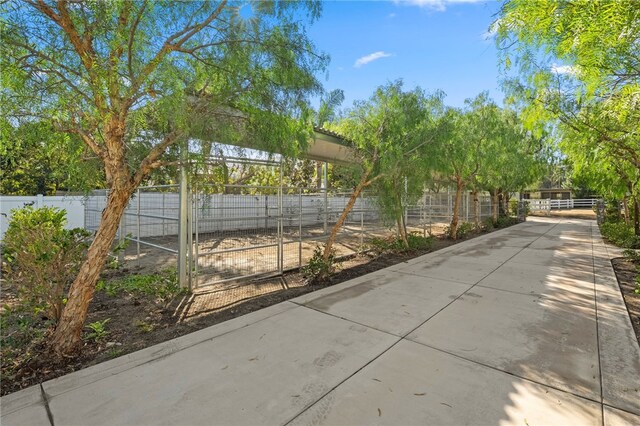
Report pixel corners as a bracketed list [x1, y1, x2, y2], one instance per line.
[308, 0, 503, 110]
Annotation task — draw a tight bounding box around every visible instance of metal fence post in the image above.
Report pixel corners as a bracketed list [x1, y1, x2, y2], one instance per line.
[298, 188, 302, 268]
[464, 191, 469, 223]
[428, 194, 432, 235]
[323, 162, 328, 234]
[360, 191, 365, 250]
[187, 187, 193, 292]
[162, 192, 166, 237]
[178, 161, 189, 289]
[264, 194, 269, 231]
[278, 161, 283, 274]
[136, 189, 141, 267]
[194, 189, 199, 289]
[118, 210, 126, 266]
[403, 177, 408, 228]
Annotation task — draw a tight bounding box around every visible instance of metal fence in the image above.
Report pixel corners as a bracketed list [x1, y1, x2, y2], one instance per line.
[86, 185, 496, 289]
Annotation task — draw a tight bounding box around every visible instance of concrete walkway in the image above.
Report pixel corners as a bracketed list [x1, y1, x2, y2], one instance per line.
[2, 217, 639, 425]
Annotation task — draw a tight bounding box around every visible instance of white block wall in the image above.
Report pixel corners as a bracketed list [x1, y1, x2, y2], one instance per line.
[0, 195, 86, 240]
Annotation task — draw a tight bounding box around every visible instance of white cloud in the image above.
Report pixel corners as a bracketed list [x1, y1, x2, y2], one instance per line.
[394, 0, 485, 12]
[354, 51, 393, 68]
[388, 12, 397, 18]
[550, 63, 577, 75]
[482, 18, 500, 40]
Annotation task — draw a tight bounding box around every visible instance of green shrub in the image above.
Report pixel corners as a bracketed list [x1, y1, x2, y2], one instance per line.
[481, 217, 495, 231]
[406, 232, 434, 250]
[301, 246, 336, 284]
[85, 319, 110, 342]
[635, 276, 640, 295]
[369, 233, 433, 254]
[444, 222, 476, 239]
[603, 199, 623, 222]
[96, 268, 184, 301]
[622, 249, 640, 263]
[456, 222, 476, 239]
[1, 206, 90, 323]
[495, 216, 519, 229]
[600, 221, 640, 248]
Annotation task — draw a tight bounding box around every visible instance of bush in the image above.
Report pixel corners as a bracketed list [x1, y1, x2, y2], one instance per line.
[1, 206, 90, 322]
[456, 222, 476, 239]
[481, 217, 495, 231]
[96, 268, 184, 302]
[406, 232, 434, 250]
[301, 246, 336, 284]
[369, 233, 433, 254]
[622, 249, 640, 263]
[495, 216, 519, 229]
[444, 222, 476, 239]
[600, 221, 640, 248]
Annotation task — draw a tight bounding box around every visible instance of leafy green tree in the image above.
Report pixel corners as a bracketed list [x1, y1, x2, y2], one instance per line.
[0, 120, 104, 194]
[434, 94, 500, 239]
[2, 0, 327, 355]
[326, 81, 444, 257]
[478, 109, 546, 222]
[495, 0, 640, 233]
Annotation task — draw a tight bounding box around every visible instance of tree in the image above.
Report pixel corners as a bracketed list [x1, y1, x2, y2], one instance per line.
[2, 0, 328, 355]
[495, 0, 640, 233]
[324, 81, 444, 257]
[0, 120, 104, 194]
[477, 108, 546, 222]
[433, 94, 500, 239]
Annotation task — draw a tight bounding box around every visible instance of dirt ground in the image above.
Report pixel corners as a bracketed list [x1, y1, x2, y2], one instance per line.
[122, 222, 448, 285]
[529, 208, 597, 220]
[611, 257, 640, 345]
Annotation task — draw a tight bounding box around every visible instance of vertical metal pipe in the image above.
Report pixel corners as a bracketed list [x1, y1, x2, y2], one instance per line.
[162, 192, 166, 237]
[323, 162, 328, 234]
[118, 207, 125, 266]
[404, 177, 408, 228]
[465, 191, 469, 223]
[265, 194, 268, 231]
[428, 194, 432, 235]
[194, 190, 199, 289]
[178, 155, 188, 289]
[136, 189, 141, 267]
[278, 160, 284, 274]
[187, 186, 193, 292]
[298, 188, 302, 268]
[360, 191, 364, 251]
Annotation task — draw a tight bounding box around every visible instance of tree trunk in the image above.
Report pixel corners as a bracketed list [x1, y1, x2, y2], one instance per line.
[449, 180, 463, 240]
[472, 189, 480, 228]
[502, 192, 510, 216]
[623, 196, 630, 226]
[634, 196, 640, 236]
[50, 184, 133, 356]
[396, 214, 409, 248]
[491, 189, 499, 223]
[322, 170, 370, 262]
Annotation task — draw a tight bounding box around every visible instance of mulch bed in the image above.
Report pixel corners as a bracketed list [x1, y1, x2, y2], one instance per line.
[611, 257, 640, 345]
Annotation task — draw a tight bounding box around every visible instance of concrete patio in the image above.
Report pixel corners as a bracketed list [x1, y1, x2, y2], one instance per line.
[2, 217, 639, 425]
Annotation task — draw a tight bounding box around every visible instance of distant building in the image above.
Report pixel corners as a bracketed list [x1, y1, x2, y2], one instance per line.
[522, 188, 573, 200]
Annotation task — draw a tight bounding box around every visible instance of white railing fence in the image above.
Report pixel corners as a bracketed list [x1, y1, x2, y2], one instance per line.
[527, 198, 599, 212]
